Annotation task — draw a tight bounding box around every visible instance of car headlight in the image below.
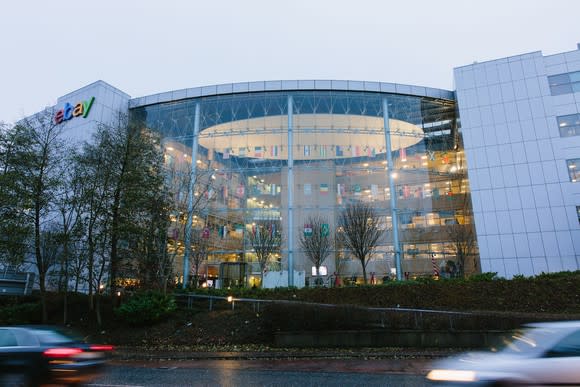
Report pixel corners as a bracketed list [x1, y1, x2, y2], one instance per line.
[426, 369, 477, 382]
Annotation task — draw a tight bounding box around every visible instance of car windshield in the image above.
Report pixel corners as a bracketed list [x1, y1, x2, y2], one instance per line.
[498, 327, 561, 356]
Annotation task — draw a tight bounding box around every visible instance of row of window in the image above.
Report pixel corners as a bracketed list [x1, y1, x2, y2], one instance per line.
[542, 74, 580, 223]
[548, 71, 580, 96]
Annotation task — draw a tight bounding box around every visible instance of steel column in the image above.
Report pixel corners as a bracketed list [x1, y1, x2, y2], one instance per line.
[383, 98, 402, 280]
[182, 102, 201, 288]
[287, 95, 294, 286]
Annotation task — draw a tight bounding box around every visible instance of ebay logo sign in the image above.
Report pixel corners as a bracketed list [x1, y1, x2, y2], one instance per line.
[54, 96, 95, 124]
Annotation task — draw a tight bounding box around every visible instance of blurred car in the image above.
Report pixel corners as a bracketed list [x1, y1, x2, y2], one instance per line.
[426, 320, 580, 386]
[0, 326, 113, 386]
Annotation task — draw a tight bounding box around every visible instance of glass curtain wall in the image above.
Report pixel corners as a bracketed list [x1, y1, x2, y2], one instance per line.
[132, 89, 477, 286]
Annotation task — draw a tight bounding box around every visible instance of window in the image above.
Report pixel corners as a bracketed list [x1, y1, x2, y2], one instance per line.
[0, 329, 17, 347]
[557, 114, 580, 137]
[547, 329, 580, 357]
[577, 206, 580, 226]
[548, 71, 580, 96]
[567, 159, 579, 182]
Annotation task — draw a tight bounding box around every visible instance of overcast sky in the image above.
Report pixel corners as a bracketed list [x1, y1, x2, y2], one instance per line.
[2, 0, 580, 122]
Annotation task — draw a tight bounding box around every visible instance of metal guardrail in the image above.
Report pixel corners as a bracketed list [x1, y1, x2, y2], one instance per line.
[177, 293, 273, 312]
[175, 293, 476, 330]
[176, 293, 555, 332]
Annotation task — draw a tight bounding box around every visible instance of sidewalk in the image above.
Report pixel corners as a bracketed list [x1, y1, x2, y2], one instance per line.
[112, 346, 461, 374]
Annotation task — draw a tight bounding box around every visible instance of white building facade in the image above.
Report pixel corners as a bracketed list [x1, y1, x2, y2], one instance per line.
[51, 80, 130, 143]
[455, 47, 580, 277]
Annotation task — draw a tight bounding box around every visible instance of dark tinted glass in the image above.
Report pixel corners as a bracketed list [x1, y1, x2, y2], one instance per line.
[567, 159, 579, 182]
[0, 329, 17, 346]
[557, 114, 580, 127]
[548, 73, 570, 86]
[550, 84, 573, 95]
[557, 114, 580, 137]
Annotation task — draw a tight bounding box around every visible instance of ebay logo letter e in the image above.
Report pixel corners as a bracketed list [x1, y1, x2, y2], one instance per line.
[54, 96, 95, 124]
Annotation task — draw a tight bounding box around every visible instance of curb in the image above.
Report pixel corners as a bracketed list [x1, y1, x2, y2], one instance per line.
[112, 347, 459, 361]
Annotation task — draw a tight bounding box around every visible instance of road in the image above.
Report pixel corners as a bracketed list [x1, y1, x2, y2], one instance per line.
[89, 358, 431, 386]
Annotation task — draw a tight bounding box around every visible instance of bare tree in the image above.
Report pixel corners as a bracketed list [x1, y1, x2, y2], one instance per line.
[299, 215, 333, 284]
[444, 193, 479, 277]
[69, 246, 87, 293]
[39, 225, 62, 290]
[54, 169, 83, 323]
[163, 153, 215, 289]
[445, 223, 478, 277]
[333, 231, 347, 277]
[75, 126, 115, 310]
[247, 218, 281, 287]
[188, 227, 210, 287]
[337, 202, 382, 284]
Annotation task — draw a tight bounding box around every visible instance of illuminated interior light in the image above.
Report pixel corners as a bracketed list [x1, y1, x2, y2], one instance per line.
[167, 147, 174, 151]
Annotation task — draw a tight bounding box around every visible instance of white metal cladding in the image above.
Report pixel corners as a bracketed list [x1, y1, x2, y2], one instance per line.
[128, 80, 455, 108]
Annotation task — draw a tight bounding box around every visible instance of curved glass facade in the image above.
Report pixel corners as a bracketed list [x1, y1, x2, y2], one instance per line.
[131, 86, 477, 285]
